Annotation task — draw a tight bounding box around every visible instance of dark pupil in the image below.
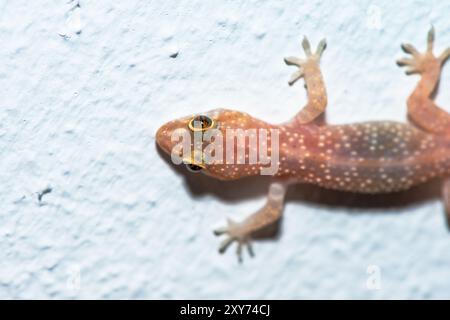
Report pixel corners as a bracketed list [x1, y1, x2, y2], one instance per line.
[193, 115, 211, 129]
[186, 163, 203, 172]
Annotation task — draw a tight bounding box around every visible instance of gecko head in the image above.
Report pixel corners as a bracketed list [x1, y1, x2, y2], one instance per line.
[156, 108, 270, 179]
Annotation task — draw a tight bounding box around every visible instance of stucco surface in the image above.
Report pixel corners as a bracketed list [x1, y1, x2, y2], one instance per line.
[1, 0, 450, 299]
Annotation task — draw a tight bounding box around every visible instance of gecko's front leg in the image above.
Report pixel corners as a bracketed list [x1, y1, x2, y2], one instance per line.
[214, 181, 288, 262]
[397, 27, 450, 134]
[284, 37, 328, 124]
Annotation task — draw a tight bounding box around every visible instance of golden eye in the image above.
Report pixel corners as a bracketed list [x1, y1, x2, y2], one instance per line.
[183, 151, 205, 173]
[185, 163, 205, 172]
[188, 115, 214, 132]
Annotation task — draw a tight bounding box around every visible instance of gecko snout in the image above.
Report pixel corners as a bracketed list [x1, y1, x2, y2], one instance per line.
[155, 121, 175, 155]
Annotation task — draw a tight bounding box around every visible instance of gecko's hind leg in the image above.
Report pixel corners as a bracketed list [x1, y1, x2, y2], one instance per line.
[285, 37, 328, 125]
[397, 27, 450, 134]
[213, 182, 287, 262]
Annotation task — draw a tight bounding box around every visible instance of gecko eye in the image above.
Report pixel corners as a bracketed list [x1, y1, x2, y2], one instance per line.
[188, 115, 214, 132]
[185, 163, 205, 172]
[183, 152, 205, 173]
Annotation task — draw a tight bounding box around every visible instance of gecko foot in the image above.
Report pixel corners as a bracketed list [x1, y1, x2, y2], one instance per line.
[213, 218, 254, 262]
[284, 36, 326, 85]
[397, 27, 450, 75]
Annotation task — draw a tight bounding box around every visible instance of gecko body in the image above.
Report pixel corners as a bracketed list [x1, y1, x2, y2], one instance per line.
[156, 28, 450, 260]
[278, 122, 450, 193]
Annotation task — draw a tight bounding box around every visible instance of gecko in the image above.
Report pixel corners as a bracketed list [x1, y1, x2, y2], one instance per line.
[156, 28, 450, 261]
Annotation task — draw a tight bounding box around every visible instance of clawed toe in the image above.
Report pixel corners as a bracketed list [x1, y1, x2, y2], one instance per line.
[214, 218, 254, 262]
[401, 43, 420, 56]
[315, 38, 327, 57]
[397, 48, 424, 74]
[284, 56, 305, 86]
[302, 36, 327, 59]
[400, 26, 434, 57]
[301, 37, 327, 58]
[284, 56, 305, 67]
[427, 26, 435, 53]
[236, 240, 254, 262]
[440, 48, 450, 63]
[288, 69, 305, 86]
[396, 58, 419, 74]
[396, 58, 415, 66]
[217, 236, 254, 262]
[218, 237, 233, 253]
[405, 68, 420, 75]
[284, 36, 326, 86]
[397, 27, 447, 75]
[302, 37, 313, 56]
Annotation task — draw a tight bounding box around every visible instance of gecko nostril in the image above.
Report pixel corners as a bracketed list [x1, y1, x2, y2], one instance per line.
[188, 115, 214, 132]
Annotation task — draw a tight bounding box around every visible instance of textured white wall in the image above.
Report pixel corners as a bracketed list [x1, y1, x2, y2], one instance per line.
[1, 0, 450, 299]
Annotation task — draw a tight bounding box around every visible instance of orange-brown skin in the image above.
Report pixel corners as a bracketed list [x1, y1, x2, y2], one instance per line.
[156, 28, 450, 261]
[158, 113, 450, 192]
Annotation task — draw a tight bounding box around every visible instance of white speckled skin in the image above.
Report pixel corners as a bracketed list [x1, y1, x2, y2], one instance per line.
[2, 0, 450, 299]
[280, 122, 450, 192]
